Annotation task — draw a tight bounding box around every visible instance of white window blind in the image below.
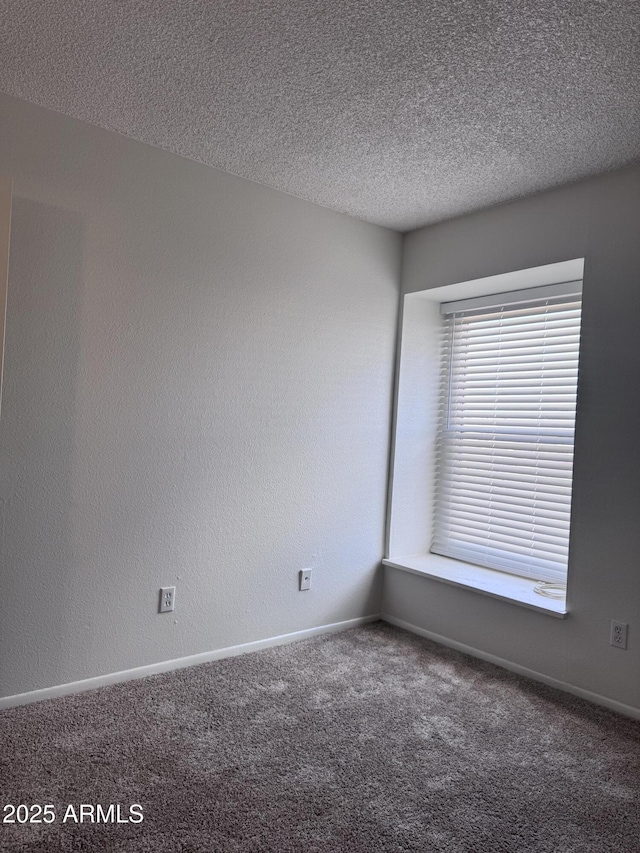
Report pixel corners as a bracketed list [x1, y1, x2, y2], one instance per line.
[431, 281, 582, 583]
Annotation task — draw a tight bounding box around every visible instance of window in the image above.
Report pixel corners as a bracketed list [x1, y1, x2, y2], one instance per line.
[384, 259, 585, 613]
[431, 281, 582, 584]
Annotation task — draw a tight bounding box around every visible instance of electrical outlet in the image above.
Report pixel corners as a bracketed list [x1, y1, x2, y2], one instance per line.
[610, 620, 628, 649]
[299, 569, 312, 591]
[159, 586, 176, 613]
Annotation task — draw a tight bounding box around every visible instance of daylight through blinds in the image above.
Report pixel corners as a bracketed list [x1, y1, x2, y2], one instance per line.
[431, 284, 582, 582]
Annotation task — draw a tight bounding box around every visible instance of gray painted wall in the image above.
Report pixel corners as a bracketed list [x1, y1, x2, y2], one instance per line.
[387, 165, 640, 711]
[0, 92, 401, 698]
[2, 87, 638, 713]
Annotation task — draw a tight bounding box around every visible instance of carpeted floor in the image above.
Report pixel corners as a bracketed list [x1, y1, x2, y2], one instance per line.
[1, 622, 639, 852]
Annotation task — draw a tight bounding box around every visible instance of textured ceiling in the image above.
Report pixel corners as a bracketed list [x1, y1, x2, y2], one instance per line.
[1, 1, 639, 230]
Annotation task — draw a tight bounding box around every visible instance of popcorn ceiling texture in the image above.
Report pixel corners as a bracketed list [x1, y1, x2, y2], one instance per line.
[1, 1, 639, 229]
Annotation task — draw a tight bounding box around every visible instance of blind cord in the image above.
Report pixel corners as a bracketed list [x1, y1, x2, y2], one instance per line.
[533, 582, 566, 600]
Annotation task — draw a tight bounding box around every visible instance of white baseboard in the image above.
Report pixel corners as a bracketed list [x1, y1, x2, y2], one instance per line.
[382, 613, 640, 721]
[0, 614, 381, 711]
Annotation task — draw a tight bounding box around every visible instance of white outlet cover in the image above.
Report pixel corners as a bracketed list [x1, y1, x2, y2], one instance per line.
[610, 620, 628, 649]
[159, 586, 176, 613]
[299, 569, 312, 591]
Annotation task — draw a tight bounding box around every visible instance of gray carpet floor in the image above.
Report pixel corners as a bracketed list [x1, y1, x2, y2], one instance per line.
[1, 621, 639, 852]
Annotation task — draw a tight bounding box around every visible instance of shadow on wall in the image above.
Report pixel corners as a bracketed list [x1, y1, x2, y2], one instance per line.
[0, 198, 84, 693]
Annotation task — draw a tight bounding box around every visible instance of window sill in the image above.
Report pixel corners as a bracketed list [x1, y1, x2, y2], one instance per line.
[382, 553, 567, 617]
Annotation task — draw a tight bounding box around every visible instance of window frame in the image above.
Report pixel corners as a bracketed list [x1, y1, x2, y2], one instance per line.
[383, 258, 585, 616]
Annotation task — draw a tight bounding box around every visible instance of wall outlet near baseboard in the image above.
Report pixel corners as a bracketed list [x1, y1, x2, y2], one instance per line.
[610, 620, 628, 649]
[159, 586, 176, 613]
[299, 569, 312, 591]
